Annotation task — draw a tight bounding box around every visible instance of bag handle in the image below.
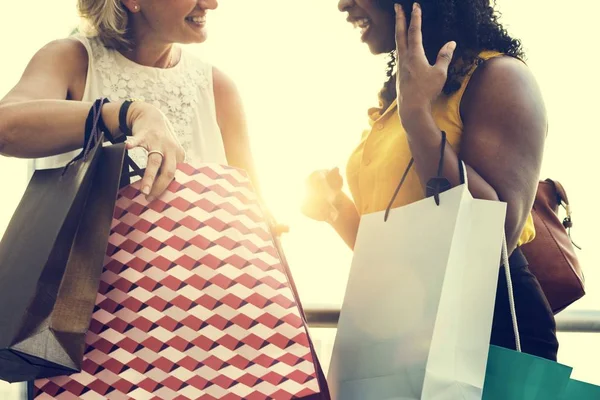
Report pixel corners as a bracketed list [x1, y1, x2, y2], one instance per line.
[61, 98, 146, 189]
[381, 129, 522, 350]
[62, 99, 109, 174]
[384, 131, 466, 221]
[544, 179, 581, 249]
[501, 233, 522, 352]
[546, 178, 569, 206]
[119, 154, 145, 188]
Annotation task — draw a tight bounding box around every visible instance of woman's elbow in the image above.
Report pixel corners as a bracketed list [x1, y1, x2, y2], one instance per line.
[504, 198, 530, 251]
[0, 113, 9, 156]
[0, 106, 16, 157]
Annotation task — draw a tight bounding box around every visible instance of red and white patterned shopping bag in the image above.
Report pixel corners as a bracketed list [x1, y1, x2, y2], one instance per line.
[34, 162, 329, 400]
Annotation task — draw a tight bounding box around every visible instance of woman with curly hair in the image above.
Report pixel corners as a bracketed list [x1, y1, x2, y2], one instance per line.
[303, 0, 558, 360]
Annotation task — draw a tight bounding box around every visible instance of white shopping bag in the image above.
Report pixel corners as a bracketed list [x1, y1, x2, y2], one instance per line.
[328, 155, 507, 400]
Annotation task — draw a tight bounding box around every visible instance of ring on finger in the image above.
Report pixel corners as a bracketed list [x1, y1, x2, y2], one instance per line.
[148, 150, 165, 159]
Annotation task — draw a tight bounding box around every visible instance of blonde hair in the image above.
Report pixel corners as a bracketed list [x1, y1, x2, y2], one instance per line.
[77, 0, 131, 50]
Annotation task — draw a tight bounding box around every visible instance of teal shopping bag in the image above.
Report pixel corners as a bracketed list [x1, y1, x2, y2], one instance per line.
[560, 379, 600, 399]
[482, 345, 573, 400]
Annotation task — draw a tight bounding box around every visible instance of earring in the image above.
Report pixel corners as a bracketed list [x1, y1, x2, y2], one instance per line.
[133, 4, 140, 11]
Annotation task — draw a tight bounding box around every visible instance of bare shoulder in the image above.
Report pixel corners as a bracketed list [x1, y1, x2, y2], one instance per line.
[1, 38, 89, 103]
[461, 55, 546, 129]
[211, 66, 244, 121]
[458, 54, 546, 200]
[212, 66, 239, 99]
[30, 38, 89, 79]
[41, 37, 88, 59]
[210, 66, 248, 150]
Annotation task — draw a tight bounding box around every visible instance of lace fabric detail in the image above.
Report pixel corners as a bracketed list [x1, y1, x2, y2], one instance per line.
[89, 38, 211, 165]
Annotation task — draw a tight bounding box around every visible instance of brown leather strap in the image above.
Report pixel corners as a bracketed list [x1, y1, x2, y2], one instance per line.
[544, 179, 569, 206]
[553, 181, 569, 205]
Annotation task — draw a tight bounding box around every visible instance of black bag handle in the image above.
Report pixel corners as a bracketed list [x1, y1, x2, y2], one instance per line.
[384, 131, 466, 221]
[62, 99, 110, 175]
[119, 153, 146, 188]
[60, 98, 146, 189]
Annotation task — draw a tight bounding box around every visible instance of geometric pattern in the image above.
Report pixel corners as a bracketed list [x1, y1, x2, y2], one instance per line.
[34, 163, 321, 399]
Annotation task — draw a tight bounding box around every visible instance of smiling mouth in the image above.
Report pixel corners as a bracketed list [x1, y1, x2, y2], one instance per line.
[185, 15, 206, 26]
[351, 18, 371, 37]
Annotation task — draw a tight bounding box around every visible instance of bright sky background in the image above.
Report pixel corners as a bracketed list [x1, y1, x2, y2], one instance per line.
[1, 0, 599, 397]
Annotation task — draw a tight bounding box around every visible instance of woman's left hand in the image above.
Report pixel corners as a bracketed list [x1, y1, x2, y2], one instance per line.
[395, 2, 456, 120]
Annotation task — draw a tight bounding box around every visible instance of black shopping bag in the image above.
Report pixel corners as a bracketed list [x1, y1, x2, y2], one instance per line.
[0, 136, 127, 382]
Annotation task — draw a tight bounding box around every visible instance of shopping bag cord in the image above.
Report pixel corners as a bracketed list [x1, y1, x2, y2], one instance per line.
[384, 157, 414, 222]
[62, 98, 109, 175]
[502, 233, 522, 352]
[385, 131, 463, 221]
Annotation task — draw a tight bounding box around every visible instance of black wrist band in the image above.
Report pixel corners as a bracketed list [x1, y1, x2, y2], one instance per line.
[118, 99, 137, 137]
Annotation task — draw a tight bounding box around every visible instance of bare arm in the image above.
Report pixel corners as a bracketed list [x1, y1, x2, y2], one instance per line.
[395, 5, 545, 253]
[212, 67, 263, 191]
[460, 57, 546, 250]
[402, 57, 546, 253]
[319, 57, 546, 253]
[0, 38, 185, 198]
[212, 66, 294, 234]
[302, 168, 361, 250]
[330, 192, 361, 250]
[0, 39, 124, 157]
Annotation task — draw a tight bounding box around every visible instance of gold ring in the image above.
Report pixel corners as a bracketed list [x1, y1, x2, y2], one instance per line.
[147, 150, 165, 158]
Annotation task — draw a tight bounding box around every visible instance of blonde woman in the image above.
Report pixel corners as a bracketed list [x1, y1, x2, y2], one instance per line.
[1, 1, 277, 397]
[0, 0, 260, 202]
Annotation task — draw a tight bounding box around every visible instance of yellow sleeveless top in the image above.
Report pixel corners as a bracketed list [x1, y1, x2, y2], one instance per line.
[346, 51, 535, 246]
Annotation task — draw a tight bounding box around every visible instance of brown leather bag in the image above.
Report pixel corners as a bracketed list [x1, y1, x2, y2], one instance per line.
[521, 179, 584, 314]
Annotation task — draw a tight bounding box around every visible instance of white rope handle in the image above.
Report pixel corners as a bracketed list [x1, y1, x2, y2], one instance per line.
[459, 160, 469, 187]
[501, 232, 521, 352]
[462, 160, 520, 351]
[451, 161, 522, 351]
[458, 159, 521, 350]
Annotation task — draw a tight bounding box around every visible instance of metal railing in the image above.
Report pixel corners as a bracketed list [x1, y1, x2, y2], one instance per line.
[304, 305, 600, 333]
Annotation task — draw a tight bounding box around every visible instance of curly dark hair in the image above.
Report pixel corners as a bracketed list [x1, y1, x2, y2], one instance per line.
[377, 0, 524, 109]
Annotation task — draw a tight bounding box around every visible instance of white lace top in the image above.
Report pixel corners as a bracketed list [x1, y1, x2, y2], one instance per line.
[30, 34, 228, 172]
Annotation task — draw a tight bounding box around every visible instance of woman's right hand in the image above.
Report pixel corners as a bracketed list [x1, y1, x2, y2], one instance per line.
[107, 101, 185, 201]
[301, 167, 344, 223]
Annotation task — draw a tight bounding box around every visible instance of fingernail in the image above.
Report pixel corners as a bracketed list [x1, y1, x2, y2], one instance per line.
[394, 3, 400, 13]
[449, 41, 457, 51]
[413, 2, 418, 10]
[141, 185, 150, 195]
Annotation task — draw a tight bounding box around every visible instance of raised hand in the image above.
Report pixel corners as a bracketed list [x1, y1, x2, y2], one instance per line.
[394, 2, 456, 119]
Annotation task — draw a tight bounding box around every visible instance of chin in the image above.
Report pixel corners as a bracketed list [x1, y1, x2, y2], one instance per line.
[193, 35, 208, 44]
[365, 33, 395, 55]
[366, 41, 391, 55]
[181, 33, 208, 44]
[178, 24, 209, 43]
[367, 43, 382, 55]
